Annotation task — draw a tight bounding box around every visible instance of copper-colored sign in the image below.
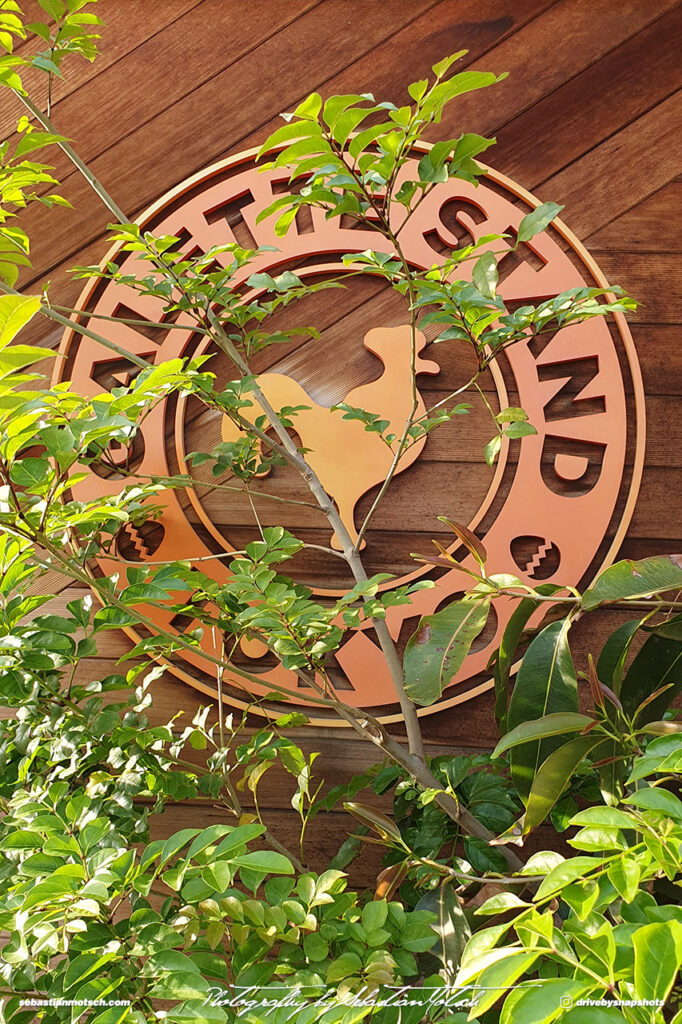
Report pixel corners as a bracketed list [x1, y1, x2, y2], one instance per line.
[57, 144, 645, 722]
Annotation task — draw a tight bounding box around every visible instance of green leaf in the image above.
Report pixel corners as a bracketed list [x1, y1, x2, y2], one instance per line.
[344, 801, 403, 842]
[404, 598, 490, 706]
[0, 294, 41, 349]
[212, 824, 266, 859]
[89, 1009, 132, 1024]
[632, 921, 682, 1004]
[534, 856, 598, 901]
[361, 899, 388, 932]
[500, 978, 593, 1024]
[495, 407, 529, 423]
[492, 585, 563, 730]
[484, 434, 502, 466]
[628, 734, 682, 782]
[517, 202, 563, 243]
[493, 713, 594, 757]
[158, 828, 201, 867]
[0, 343, 55, 376]
[38, 0, 65, 20]
[470, 951, 541, 1016]
[521, 735, 603, 832]
[326, 951, 362, 983]
[619, 633, 682, 723]
[229, 850, 294, 874]
[472, 251, 498, 300]
[63, 952, 118, 992]
[148, 972, 210, 1001]
[507, 618, 578, 802]
[627, 786, 682, 821]
[640, 720, 682, 735]
[561, 1011, 624, 1023]
[569, 806, 635, 829]
[596, 618, 642, 693]
[0, 829, 43, 849]
[202, 860, 233, 893]
[475, 892, 531, 916]
[185, 825, 233, 860]
[293, 91, 322, 120]
[583, 554, 682, 610]
[417, 883, 471, 982]
[607, 857, 641, 903]
[504, 420, 537, 439]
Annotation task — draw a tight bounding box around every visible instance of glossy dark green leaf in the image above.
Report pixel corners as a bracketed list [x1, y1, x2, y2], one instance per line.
[417, 883, 471, 982]
[493, 713, 594, 758]
[522, 735, 603, 833]
[596, 618, 642, 693]
[404, 597, 490, 706]
[620, 633, 682, 723]
[507, 618, 578, 802]
[491, 586, 563, 730]
[583, 554, 682, 610]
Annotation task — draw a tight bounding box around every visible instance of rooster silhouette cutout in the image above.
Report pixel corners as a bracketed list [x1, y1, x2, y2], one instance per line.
[221, 325, 440, 549]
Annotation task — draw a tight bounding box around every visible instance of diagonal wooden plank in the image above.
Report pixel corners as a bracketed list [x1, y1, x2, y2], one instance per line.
[13, 0, 439, 286]
[536, 90, 682, 237]
[9, 0, 323, 180]
[587, 183, 682, 252]
[0, 0, 205, 140]
[14, 0, 552, 317]
[491, 6, 682, 187]
[422, 0, 680, 141]
[588, 252, 682, 324]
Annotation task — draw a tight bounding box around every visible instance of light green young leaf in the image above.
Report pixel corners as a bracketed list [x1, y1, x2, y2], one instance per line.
[472, 250, 498, 300]
[229, 850, 294, 874]
[632, 921, 682, 1005]
[534, 856, 599, 901]
[0, 294, 41, 349]
[470, 951, 541, 1016]
[516, 202, 563, 244]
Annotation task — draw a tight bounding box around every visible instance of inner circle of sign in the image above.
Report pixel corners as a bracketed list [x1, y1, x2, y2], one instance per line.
[59, 146, 639, 718]
[172, 265, 509, 598]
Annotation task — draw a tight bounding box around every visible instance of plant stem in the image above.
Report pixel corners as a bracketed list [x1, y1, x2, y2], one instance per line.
[0, 279, 153, 369]
[205, 308, 427, 760]
[15, 91, 129, 224]
[15, 93, 427, 760]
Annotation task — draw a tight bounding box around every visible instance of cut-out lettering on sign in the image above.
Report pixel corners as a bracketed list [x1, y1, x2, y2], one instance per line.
[57, 145, 644, 723]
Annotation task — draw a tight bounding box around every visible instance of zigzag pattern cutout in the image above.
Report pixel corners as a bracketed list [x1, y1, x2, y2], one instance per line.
[525, 539, 553, 576]
[123, 525, 148, 560]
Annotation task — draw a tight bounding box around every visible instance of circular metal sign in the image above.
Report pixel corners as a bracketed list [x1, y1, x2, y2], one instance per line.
[58, 144, 644, 722]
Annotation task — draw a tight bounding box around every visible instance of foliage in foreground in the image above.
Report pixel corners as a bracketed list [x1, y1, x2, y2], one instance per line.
[0, 2, 681, 1022]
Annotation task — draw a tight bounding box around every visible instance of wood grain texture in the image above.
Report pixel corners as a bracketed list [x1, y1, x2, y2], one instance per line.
[0, 0, 205, 140]
[6, 2, 682, 882]
[538, 90, 682, 237]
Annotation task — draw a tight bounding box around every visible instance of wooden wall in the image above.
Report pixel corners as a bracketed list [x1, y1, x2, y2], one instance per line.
[8, 0, 682, 883]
